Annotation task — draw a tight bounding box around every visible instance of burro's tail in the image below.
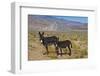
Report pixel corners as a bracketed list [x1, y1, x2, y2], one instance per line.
[70, 42, 72, 48]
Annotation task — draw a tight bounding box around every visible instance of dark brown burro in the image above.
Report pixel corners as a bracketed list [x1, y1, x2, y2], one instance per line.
[38, 32, 72, 56]
[38, 32, 58, 55]
[56, 39, 72, 56]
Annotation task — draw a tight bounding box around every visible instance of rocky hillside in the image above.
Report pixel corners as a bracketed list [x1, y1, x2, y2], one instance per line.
[28, 15, 87, 32]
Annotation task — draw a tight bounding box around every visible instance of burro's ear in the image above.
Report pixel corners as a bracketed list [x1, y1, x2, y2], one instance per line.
[42, 32, 44, 35]
[39, 32, 41, 35]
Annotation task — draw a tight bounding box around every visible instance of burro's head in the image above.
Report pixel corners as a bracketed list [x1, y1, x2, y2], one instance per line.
[38, 32, 44, 43]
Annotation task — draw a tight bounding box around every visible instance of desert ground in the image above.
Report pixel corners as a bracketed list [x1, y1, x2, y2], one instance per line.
[28, 31, 88, 61]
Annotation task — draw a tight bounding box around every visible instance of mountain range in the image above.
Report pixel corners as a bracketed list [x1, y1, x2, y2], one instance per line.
[28, 15, 88, 32]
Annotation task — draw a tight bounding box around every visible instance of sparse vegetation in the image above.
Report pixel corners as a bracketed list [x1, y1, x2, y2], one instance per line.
[28, 31, 88, 60]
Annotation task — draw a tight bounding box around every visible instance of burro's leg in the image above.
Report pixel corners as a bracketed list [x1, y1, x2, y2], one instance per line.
[56, 47, 59, 56]
[60, 48, 63, 56]
[68, 45, 71, 56]
[43, 45, 49, 55]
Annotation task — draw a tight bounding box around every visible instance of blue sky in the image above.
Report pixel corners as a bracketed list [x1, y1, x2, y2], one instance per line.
[55, 16, 88, 23]
[30, 15, 88, 23]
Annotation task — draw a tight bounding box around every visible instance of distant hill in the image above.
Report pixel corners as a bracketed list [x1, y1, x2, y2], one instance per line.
[28, 15, 88, 32]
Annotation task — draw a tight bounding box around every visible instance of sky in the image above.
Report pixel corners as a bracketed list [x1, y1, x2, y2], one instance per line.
[30, 15, 88, 23]
[55, 16, 88, 23]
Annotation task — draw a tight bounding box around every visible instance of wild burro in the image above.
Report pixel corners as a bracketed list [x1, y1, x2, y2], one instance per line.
[38, 32, 72, 56]
[55, 39, 72, 56]
[38, 32, 58, 55]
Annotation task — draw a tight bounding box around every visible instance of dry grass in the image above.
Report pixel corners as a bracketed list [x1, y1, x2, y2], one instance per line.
[28, 31, 88, 61]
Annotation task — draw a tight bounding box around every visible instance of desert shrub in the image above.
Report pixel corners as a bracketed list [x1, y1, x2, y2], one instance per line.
[82, 49, 88, 56]
[72, 42, 80, 50]
[48, 56, 57, 59]
[74, 55, 80, 58]
[79, 49, 88, 58]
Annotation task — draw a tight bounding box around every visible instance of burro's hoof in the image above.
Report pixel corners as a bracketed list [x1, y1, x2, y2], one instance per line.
[68, 53, 71, 56]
